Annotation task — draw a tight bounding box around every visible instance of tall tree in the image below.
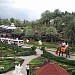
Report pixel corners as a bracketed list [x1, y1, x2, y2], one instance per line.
[13, 27, 23, 39]
[23, 26, 35, 38]
[2, 19, 10, 25]
[54, 16, 62, 29]
[46, 26, 57, 42]
[64, 19, 75, 49]
[41, 10, 51, 26]
[10, 18, 15, 23]
[54, 9, 62, 17]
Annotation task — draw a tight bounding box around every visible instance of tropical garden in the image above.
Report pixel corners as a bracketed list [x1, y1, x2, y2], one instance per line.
[0, 9, 75, 47]
[0, 9, 75, 75]
[0, 42, 36, 73]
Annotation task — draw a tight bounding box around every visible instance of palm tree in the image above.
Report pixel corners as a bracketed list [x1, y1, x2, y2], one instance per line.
[54, 16, 62, 29]
[64, 19, 75, 49]
[41, 10, 52, 26]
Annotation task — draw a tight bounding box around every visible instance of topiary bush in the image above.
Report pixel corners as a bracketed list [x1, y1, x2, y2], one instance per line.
[0, 42, 36, 56]
[0, 58, 24, 74]
[40, 46, 45, 51]
[17, 51, 36, 56]
[40, 46, 46, 54]
[31, 46, 37, 51]
[41, 51, 75, 66]
[71, 70, 75, 75]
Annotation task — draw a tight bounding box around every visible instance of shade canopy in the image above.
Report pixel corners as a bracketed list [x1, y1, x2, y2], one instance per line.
[35, 63, 69, 75]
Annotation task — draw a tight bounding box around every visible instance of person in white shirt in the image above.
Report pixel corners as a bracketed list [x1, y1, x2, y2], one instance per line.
[26, 64, 30, 75]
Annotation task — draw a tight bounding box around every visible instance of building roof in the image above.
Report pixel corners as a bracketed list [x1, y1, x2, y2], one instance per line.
[35, 62, 69, 75]
[0, 23, 16, 30]
[0, 25, 5, 28]
[6, 23, 16, 29]
[13, 38, 23, 42]
[2, 25, 9, 29]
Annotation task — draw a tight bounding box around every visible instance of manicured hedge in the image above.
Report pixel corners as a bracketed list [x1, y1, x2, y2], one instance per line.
[71, 70, 75, 75]
[17, 51, 36, 56]
[0, 63, 15, 74]
[41, 51, 75, 66]
[0, 42, 36, 56]
[0, 58, 24, 74]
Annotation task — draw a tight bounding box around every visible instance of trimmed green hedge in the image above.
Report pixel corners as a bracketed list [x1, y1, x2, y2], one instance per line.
[0, 63, 15, 74]
[0, 42, 36, 56]
[17, 51, 36, 56]
[0, 58, 24, 74]
[41, 51, 75, 66]
[71, 70, 75, 75]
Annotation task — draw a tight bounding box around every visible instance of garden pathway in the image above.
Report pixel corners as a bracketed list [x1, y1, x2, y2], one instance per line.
[0, 46, 75, 75]
[47, 50, 75, 60]
[0, 49, 42, 75]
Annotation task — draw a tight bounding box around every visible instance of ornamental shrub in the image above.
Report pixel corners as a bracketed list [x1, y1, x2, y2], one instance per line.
[72, 70, 75, 75]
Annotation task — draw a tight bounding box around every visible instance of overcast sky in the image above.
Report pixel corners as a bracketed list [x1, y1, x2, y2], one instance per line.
[0, 0, 75, 21]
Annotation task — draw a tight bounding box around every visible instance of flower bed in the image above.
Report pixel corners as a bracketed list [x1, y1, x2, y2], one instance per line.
[0, 58, 24, 74]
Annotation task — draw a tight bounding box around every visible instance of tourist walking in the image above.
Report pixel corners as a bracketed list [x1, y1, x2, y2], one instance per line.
[26, 64, 30, 75]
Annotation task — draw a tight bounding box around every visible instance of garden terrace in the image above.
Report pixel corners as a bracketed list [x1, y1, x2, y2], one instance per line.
[29, 55, 75, 75]
[41, 51, 75, 74]
[0, 42, 36, 57]
[0, 58, 24, 74]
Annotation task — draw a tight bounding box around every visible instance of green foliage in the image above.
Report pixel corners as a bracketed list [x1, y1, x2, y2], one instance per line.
[17, 51, 36, 56]
[0, 9, 75, 45]
[31, 46, 36, 51]
[0, 63, 15, 74]
[71, 70, 75, 75]
[46, 26, 57, 35]
[34, 34, 41, 41]
[40, 46, 45, 51]
[40, 46, 46, 54]
[29, 58, 43, 65]
[23, 26, 35, 38]
[0, 58, 24, 74]
[41, 51, 75, 66]
[13, 27, 23, 34]
[0, 42, 36, 56]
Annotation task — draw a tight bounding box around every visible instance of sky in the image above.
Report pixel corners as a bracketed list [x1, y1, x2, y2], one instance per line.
[0, 0, 75, 21]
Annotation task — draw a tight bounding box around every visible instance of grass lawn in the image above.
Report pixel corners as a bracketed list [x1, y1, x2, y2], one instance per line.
[25, 40, 75, 55]
[25, 41, 58, 50]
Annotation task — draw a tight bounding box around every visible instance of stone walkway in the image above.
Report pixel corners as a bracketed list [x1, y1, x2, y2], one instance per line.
[48, 50, 75, 60]
[0, 49, 42, 75]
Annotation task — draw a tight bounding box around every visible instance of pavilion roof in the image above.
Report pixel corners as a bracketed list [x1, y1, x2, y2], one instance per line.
[35, 62, 69, 75]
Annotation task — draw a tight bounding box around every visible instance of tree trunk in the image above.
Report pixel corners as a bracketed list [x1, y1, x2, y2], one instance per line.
[71, 39, 74, 50]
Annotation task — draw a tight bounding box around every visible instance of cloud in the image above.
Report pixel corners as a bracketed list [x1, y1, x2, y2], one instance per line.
[0, 0, 74, 21]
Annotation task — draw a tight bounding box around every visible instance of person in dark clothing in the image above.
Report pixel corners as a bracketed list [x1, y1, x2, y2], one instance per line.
[26, 64, 30, 75]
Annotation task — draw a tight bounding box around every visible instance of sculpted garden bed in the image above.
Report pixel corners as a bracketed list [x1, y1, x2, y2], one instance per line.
[0, 42, 36, 57]
[0, 58, 24, 74]
[29, 51, 75, 75]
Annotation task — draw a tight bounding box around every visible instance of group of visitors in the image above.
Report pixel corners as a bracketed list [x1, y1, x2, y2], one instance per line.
[56, 41, 70, 58]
